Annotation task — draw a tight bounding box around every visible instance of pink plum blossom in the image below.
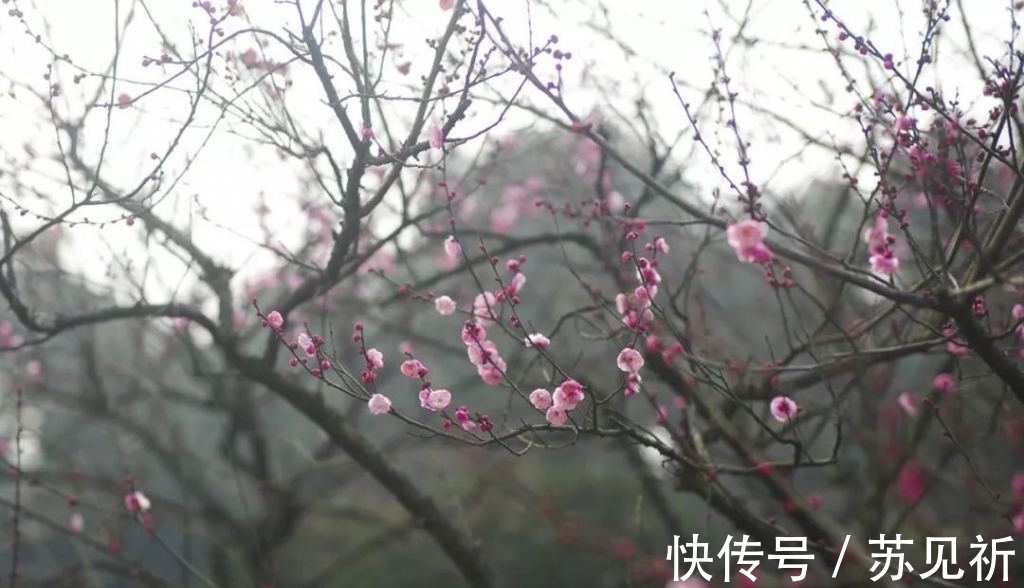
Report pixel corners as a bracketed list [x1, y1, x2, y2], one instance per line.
[524, 333, 550, 349]
[897, 392, 917, 416]
[546, 406, 568, 426]
[616, 347, 644, 373]
[461, 321, 485, 344]
[429, 124, 444, 149]
[366, 348, 384, 370]
[478, 364, 504, 385]
[863, 214, 900, 275]
[69, 512, 84, 533]
[124, 491, 151, 513]
[863, 214, 890, 252]
[425, 388, 452, 411]
[769, 395, 798, 422]
[444, 236, 461, 259]
[467, 340, 499, 366]
[367, 393, 392, 415]
[434, 295, 456, 316]
[297, 333, 316, 356]
[400, 359, 427, 378]
[624, 373, 642, 397]
[869, 251, 900, 275]
[726, 220, 774, 264]
[530, 388, 553, 410]
[265, 310, 284, 329]
[897, 461, 926, 502]
[932, 372, 955, 394]
[440, 0, 455, 11]
[473, 292, 500, 325]
[1011, 472, 1024, 496]
[553, 379, 585, 410]
[508, 272, 526, 296]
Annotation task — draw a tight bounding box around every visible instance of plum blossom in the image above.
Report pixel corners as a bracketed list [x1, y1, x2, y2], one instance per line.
[529, 388, 553, 410]
[364, 346, 387, 387]
[477, 364, 504, 385]
[440, 0, 455, 11]
[124, 491, 151, 513]
[769, 395, 798, 422]
[615, 291, 655, 331]
[460, 320, 485, 345]
[422, 388, 452, 411]
[507, 271, 527, 297]
[265, 310, 284, 329]
[459, 318, 507, 386]
[524, 333, 550, 349]
[1011, 472, 1024, 496]
[553, 379, 585, 411]
[296, 333, 316, 357]
[863, 214, 900, 276]
[366, 348, 384, 370]
[467, 339, 500, 366]
[869, 251, 900, 275]
[616, 347, 644, 373]
[932, 372, 955, 394]
[653, 236, 669, 254]
[429, 123, 444, 149]
[444, 235, 461, 259]
[624, 373, 642, 397]
[726, 220, 773, 264]
[473, 291, 500, 325]
[26, 359, 43, 382]
[434, 295, 456, 316]
[367, 393, 392, 415]
[897, 461, 926, 502]
[546, 406, 568, 426]
[400, 359, 428, 378]
[897, 392, 918, 416]
[69, 512, 84, 533]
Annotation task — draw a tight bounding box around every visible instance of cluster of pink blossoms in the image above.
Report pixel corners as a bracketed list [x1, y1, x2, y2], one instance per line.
[616, 248, 664, 332]
[461, 321, 506, 385]
[351, 323, 385, 384]
[615, 288, 654, 331]
[528, 378, 586, 426]
[263, 309, 335, 378]
[398, 358, 453, 413]
[862, 213, 900, 275]
[289, 330, 331, 375]
[398, 357, 492, 432]
[616, 347, 644, 397]
[471, 257, 527, 328]
[725, 219, 773, 264]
